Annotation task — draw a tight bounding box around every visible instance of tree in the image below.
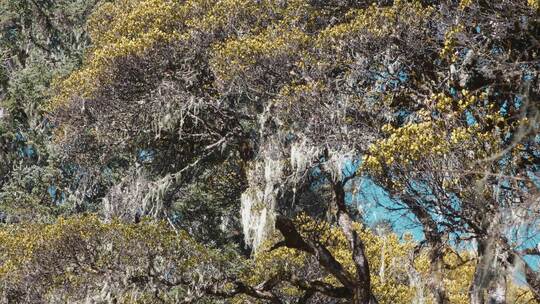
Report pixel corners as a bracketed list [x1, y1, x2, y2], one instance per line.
[0, 0, 537, 303]
[0, 215, 243, 303]
[0, 0, 100, 223]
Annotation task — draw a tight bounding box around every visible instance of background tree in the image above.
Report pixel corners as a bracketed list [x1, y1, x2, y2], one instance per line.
[0, 0, 99, 222]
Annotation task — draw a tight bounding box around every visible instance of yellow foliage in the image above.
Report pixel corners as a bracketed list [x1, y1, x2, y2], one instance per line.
[211, 27, 310, 85]
[508, 283, 539, 303]
[459, 0, 474, 9]
[50, 0, 191, 109]
[239, 214, 536, 303]
[362, 88, 514, 175]
[363, 121, 449, 173]
[51, 0, 440, 111]
[0, 215, 210, 293]
[317, 1, 434, 50]
[242, 214, 420, 304]
[51, 0, 321, 109]
[440, 251, 476, 303]
[528, 0, 540, 10]
[440, 25, 464, 60]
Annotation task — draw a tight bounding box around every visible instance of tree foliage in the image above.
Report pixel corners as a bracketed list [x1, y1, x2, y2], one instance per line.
[0, 0, 538, 303]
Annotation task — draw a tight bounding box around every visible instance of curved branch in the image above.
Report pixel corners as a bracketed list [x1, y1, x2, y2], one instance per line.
[288, 274, 352, 299]
[275, 215, 355, 289]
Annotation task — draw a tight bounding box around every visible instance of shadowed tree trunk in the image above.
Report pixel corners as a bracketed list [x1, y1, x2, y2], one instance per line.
[333, 181, 378, 304]
[402, 197, 450, 304]
[272, 175, 378, 304]
[470, 236, 499, 304]
[487, 272, 506, 304]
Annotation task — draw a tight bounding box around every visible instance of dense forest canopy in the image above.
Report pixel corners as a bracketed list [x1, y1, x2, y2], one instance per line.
[0, 0, 539, 303]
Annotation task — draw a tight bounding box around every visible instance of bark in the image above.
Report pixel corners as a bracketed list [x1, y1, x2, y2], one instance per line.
[275, 215, 355, 289]
[402, 197, 450, 304]
[487, 273, 506, 304]
[333, 181, 378, 304]
[204, 279, 284, 304]
[273, 179, 378, 304]
[430, 258, 451, 304]
[499, 237, 540, 302]
[470, 279, 486, 304]
[272, 160, 377, 303]
[288, 274, 352, 299]
[469, 237, 497, 304]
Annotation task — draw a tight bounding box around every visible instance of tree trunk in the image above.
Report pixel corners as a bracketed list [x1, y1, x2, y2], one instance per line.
[470, 290, 485, 304]
[351, 287, 378, 304]
[470, 237, 496, 304]
[487, 272, 506, 304]
[333, 181, 377, 304]
[402, 197, 450, 304]
[499, 237, 540, 302]
[430, 258, 451, 304]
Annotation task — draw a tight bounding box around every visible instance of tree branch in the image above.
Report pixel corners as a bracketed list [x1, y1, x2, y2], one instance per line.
[275, 215, 355, 289]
